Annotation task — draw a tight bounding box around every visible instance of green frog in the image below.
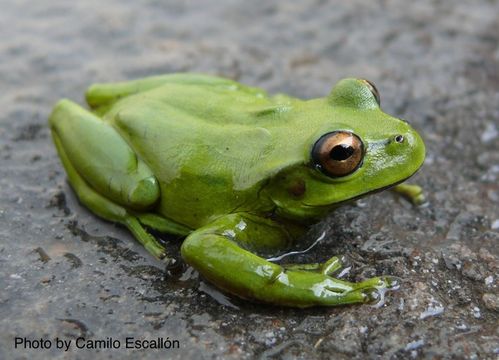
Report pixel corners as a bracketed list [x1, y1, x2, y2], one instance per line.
[49, 73, 425, 307]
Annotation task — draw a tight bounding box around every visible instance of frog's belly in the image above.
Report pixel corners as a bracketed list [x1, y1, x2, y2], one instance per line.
[155, 175, 265, 229]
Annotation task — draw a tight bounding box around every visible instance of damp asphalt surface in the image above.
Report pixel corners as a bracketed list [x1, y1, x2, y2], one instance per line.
[0, 1, 498, 359]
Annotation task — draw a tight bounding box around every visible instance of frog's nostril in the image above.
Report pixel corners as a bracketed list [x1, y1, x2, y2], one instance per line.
[394, 135, 404, 143]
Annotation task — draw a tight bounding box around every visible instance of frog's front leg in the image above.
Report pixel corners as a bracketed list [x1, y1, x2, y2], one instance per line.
[181, 214, 395, 307]
[392, 183, 425, 205]
[85, 73, 250, 111]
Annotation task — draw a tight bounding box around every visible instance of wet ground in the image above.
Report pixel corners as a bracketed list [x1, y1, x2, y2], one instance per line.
[0, 1, 498, 359]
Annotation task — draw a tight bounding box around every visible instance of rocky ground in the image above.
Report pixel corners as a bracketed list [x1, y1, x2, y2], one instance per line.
[0, 1, 498, 359]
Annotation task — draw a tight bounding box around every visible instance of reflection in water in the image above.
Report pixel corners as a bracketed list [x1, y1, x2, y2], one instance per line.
[198, 281, 239, 309]
[371, 277, 401, 308]
[266, 231, 326, 262]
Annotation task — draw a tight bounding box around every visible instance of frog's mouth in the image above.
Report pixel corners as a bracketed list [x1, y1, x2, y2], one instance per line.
[301, 165, 422, 208]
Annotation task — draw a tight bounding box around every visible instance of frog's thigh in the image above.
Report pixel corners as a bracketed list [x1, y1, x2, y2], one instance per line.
[85, 73, 241, 109]
[49, 99, 159, 210]
[51, 129, 167, 259]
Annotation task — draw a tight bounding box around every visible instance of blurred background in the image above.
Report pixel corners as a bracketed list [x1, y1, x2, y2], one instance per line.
[1, 1, 498, 359]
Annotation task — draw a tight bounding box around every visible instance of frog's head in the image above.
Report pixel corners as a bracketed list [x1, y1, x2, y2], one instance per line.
[265, 78, 425, 220]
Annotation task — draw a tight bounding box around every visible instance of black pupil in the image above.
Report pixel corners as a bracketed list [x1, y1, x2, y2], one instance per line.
[329, 144, 354, 161]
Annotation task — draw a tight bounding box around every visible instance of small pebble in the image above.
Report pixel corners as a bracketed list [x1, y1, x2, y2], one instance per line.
[482, 293, 499, 312]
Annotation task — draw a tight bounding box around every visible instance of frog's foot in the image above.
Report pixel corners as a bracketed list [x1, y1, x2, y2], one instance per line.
[347, 276, 399, 305]
[308, 275, 399, 306]
[124, 217, 168, 260]
[392, 183, 425, 205]
[181, 213, 399, 307]
[277, 257, 397, 306]
[85, 73, 265, 113]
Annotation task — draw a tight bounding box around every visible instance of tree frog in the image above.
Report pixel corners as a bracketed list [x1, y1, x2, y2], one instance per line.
[49, 73, 425, 307]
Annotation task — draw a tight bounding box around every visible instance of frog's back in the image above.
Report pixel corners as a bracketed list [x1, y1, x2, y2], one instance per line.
[102, 78, 302, 228]
[90, 73, 278, 122]
[118, 77, 287, 120]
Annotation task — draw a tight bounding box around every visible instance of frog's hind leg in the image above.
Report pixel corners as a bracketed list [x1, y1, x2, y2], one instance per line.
[49, 100, 168, 260]
[135, 212, 192, 237]
[85, 73, 243, 111]
[51, 130, 167, 259]
[85, 73, 267, 112]
[49, 99, 160, 210]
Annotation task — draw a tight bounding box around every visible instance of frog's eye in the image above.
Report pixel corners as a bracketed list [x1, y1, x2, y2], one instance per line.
[312, 131, 364, 177]
[360, 79, 380, 106]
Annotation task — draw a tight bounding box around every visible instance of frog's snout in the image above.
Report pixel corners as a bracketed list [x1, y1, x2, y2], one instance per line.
[396, 126, 426, 173]
[409, 128, 426, 165]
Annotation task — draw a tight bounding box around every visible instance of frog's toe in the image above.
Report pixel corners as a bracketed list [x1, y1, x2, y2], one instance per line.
[355, 275, 400, 290]
[319, 287, 371, 306]
[392, 184, 425, 205]
[412, 192, 426, 206]
[406, 188, 425, 206]
[355, 276, 400, 306]
[320, 256, 343, 276]
[381, 275, 401, 290]
[142, 239, 167, 260]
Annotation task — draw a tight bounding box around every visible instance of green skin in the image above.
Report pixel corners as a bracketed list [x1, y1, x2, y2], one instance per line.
[49, 74, 425, 307]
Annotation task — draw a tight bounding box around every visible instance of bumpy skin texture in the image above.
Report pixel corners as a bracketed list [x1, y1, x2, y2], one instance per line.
[49, 73, 425, 307]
